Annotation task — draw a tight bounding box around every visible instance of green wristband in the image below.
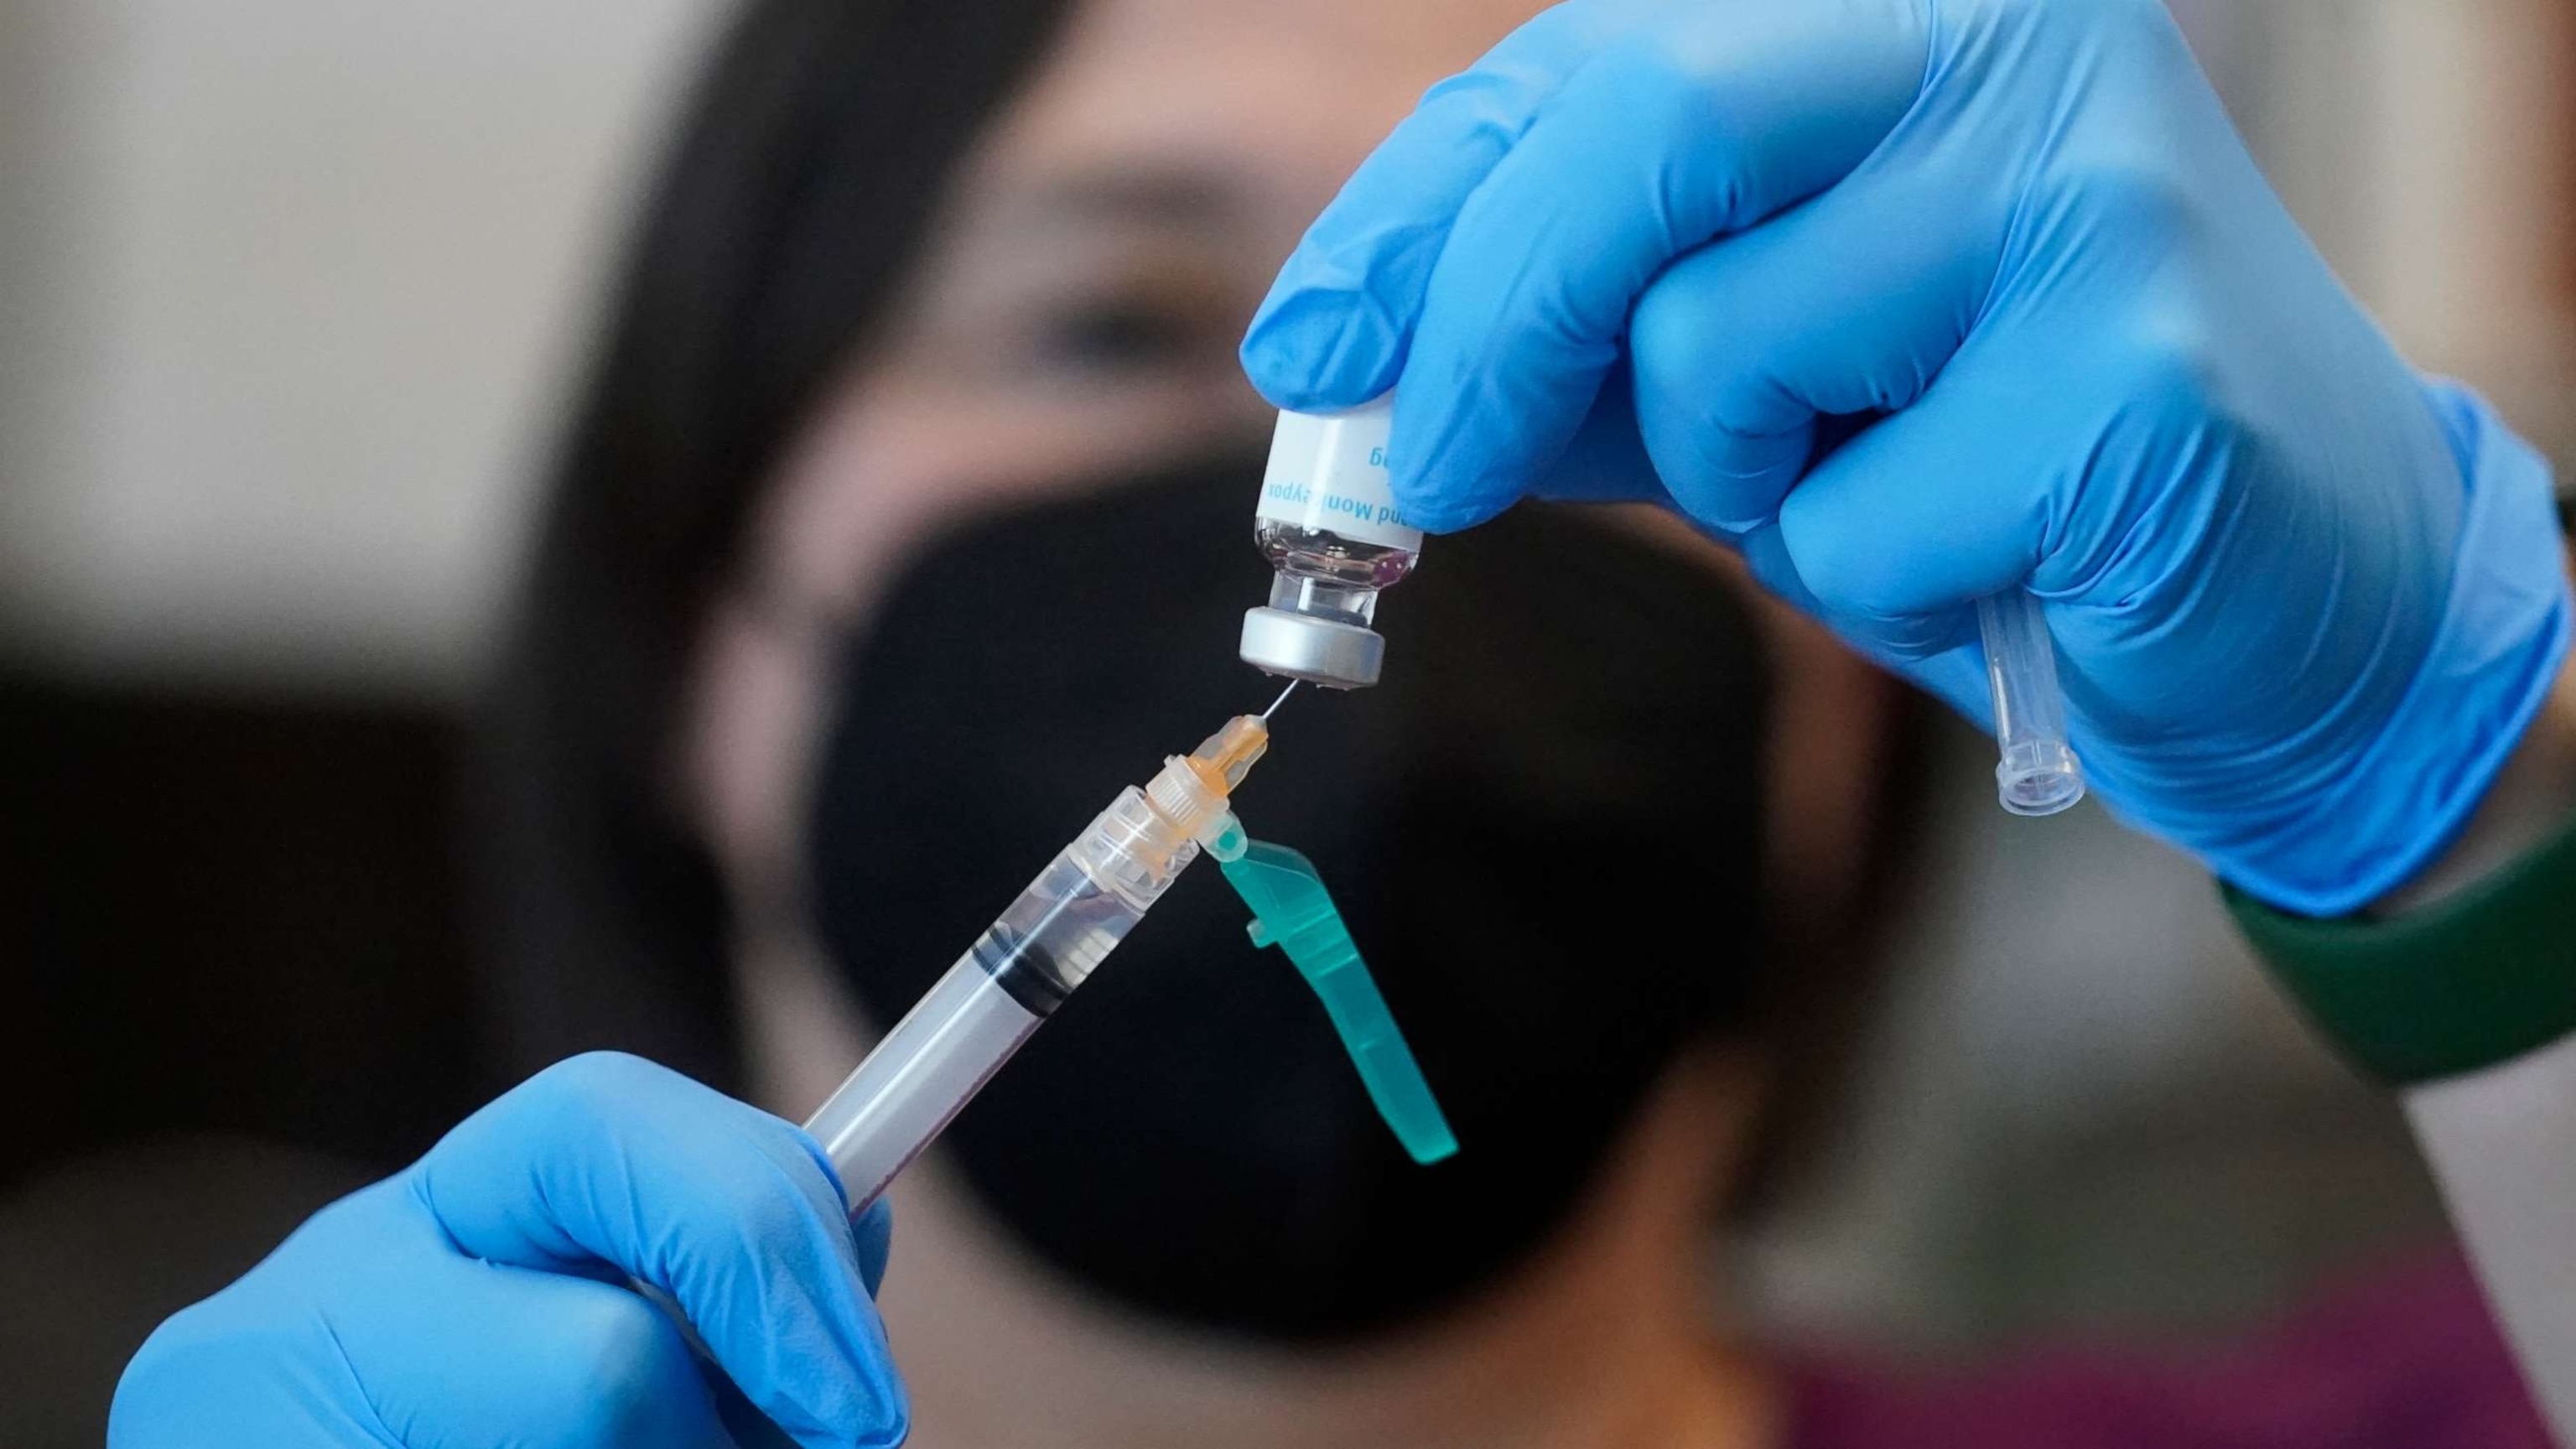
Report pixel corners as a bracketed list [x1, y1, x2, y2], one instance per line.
[2224, 808, 2576, 1087]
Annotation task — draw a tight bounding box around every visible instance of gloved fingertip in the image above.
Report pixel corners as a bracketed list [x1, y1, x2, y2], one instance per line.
[1239, 281, 1404, 413]
[810, 1329, 911, 1449]
[1385, 398, 1548, 534]
[762, 1369, 909, 1449]
[1852, 608, 1980, 664]
[791, 1360, 907, 1449]
[1644, 420, 1811, 537]
[1749, 522, 1967, 660]
[849, 1200, 893, 1300]
[1528, 371, 1671, 505]
[1385, 475, 1510, 535]
[858, 1376, 911, 1449]
[1737, 522, 1821, 614]
[1909, 641, 1997, 730]
[761, 1282, 909, 1449]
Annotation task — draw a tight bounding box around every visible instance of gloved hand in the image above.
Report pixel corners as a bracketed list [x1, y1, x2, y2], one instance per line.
[108, 1053, 906, 1449]
[1241, 0, 2570, 915]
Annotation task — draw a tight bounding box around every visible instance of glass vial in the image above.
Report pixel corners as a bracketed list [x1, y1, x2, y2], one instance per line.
[1239, 394, 1421, 688]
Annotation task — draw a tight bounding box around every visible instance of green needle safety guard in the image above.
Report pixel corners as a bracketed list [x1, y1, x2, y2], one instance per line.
[1202, 818, 1458, 1165]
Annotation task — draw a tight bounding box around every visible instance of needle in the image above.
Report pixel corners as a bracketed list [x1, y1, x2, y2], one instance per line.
[1261, 681, 1301, 722]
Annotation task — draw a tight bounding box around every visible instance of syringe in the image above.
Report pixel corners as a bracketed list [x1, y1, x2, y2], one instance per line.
[1978, 589, 2085, 816]
[802, 707, 1279, 1211]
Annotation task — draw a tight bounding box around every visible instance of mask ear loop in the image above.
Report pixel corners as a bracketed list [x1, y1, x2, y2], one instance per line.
[1198, 814, 1458, 1166]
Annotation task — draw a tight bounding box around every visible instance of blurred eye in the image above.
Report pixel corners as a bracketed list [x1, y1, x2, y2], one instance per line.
[1031, 295, 1205, 372]
[906, 225, 1253, 394]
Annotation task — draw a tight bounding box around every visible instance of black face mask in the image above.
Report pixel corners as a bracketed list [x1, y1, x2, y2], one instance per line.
[807, 453, 1770, 1343]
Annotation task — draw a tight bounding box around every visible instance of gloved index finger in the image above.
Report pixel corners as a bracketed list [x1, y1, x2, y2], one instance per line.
[1239, 4, 1605, 413]
[1388, 0, 1929, 530]
[414, 1052, 906, 1449]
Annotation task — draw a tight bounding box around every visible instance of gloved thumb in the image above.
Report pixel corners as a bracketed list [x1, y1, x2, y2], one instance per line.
[1772, 382, 2053, 632]
[414, 1052, 907, 1449]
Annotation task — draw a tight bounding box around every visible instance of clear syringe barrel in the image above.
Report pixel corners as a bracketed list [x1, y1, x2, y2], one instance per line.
[802, 715, 1268, 1212]
[802, 847, 1149, 1210]
[1977, 589, 2086, 818]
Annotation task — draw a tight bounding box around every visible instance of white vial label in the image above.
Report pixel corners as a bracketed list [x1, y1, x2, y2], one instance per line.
[1254, 395, 1424, 551]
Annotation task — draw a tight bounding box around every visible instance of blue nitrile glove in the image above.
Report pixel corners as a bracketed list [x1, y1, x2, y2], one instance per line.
[1241, 0, 2571, 915]
[108, 1053, 906, 1449]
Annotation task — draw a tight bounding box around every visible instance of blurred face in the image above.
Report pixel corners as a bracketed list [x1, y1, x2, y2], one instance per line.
[688, 0, 1566, 947]
[688, 0, 1893, 969]
[676, 0, 1892, 1430]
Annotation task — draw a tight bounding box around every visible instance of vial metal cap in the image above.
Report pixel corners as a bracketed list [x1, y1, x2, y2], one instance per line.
[1239, 606, 1384, 689]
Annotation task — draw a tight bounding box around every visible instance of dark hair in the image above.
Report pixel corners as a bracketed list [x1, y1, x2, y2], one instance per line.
[473, 0, 1074, 1090]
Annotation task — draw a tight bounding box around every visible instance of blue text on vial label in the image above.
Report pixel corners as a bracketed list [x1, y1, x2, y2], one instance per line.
[1265, 476, 1410, 530]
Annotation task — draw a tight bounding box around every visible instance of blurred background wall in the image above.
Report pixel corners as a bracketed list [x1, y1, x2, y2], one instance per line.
[1, 0, 2571, 1434]
[0, 0, 719, 1150]
[0, 10, 722, 1433]
[0, 0, 719, 694]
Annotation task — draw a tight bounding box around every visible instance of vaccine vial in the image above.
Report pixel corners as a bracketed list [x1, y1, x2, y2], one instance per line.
[1239, 394, 1421, 688]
